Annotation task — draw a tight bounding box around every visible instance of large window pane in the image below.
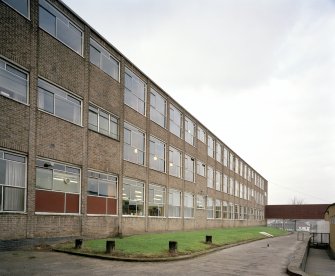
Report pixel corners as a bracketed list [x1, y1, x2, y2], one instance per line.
[0, 58, 28, 104]
[169, 105, 182, 137]
[122, 178, 144, 216]
[3, 0, 29, 18]
[124, 122, 145, 165]
[39, 0, 83, 55]
[124, 68, 146, 114]
[149, 136, 166, 172]
[36, 167, 52, 190]
[3, 187, 24, 211]
[148, 184, 165, 217]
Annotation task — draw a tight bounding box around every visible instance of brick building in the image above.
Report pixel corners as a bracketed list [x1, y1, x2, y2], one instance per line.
[0, 0, 268, 242]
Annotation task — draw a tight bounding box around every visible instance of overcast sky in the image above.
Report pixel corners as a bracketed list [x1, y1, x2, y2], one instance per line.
[63, 0, 335, 205]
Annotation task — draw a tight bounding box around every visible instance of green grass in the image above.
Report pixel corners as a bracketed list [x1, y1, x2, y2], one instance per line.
[57, 226, 286, 257]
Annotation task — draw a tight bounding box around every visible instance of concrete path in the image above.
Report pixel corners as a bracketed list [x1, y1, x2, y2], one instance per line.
[0, 234, 299, 276]
[305, 248, 335, 276]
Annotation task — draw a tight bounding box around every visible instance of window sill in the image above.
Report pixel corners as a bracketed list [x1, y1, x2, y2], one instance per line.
[35, 212, 81, 216]
[122, 215, 145, 218]
[0, 211, 27, 214]
[148, 216, 166, 218]
[168, 217, 182, 219]
[86, 214, 118, 217]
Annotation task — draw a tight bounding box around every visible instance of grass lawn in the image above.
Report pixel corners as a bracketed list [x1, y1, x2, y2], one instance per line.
[57, 226, 286, 258]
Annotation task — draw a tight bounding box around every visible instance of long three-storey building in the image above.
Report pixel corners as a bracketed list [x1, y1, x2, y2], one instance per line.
[0, 0, 267, 243]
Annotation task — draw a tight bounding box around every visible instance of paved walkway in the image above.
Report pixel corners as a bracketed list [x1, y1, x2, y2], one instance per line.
[305, 248, 335, 276]
[0, 235, 299, 276]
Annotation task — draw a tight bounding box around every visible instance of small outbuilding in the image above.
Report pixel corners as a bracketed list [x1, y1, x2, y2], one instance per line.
[324, 203, 335, 258]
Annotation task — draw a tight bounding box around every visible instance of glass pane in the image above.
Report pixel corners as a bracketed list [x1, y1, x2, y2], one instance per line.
[3, 0, 29, 17]
[87, 178, 98, 195]
[0, 64, 27, 103]
[53, 171, 79, 193]
[89, 45, 100, 67]
[3, 187, 24, 211]
[4, 153, 25, 163]
[57, 20, 82, 54]
[38, 88, 54, 113]
[55, 94, 81, 125]
[99, 113, 109, 135]
[36, 167, 52, 190]
[99, 180, 109, 197]
[39, 6, 56, 36]
[0, 159, 6, 184]
[88, 110, 98, 131]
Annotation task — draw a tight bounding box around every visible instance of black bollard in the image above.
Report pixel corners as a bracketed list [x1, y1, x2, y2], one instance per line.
[75, 239, 83, 249]
[206, 235, 212, 244]
[106, 240, 115, 253]
[169, 241, 178, 253]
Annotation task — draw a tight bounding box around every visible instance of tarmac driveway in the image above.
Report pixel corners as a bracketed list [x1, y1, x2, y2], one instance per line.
[0, 234, 299, 276]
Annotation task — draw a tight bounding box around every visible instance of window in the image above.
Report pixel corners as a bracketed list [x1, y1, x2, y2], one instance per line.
[196, 195, 205, 209]
[223, 174, 228, 193]
[0, 58, 28, 104]
[0, 150, 26, 212]
[169, 147, 182, 178]
[228, 202, 234, 219]
[235, 157, 239, 173]
[184, 193, 194, 218]
[169, 104, 182, 138]
[150, 88, 166, 128]
[239, 160, 243, 176]
[38, 78, 82, 125]
[89, 38, 119, 81]
[235, 180, 239, 197]
[124, 122, 145, 165]
[207, 197, 214, 219]
[234, 204, 239, 220]
[184, 117, 195, 146]
[184, 154, 195, 182]
[35, 159, 80, 213]
[240, 183, 243, 198]
[223, 148, 228, 167]
[39, 0, 83, 55]
[222, 201, 228, 219]
[229, 177, 234, 195]
[149, 136, 165, 172]
[215, 171, 222, 191]
[216, 142, 222, 163]
[215, 199, 222, 219]
[197, 160, 206, 177]
[122, 178, 144, 216]
[124, 68, 146, 115]
[207, 166, 214, 188]
[148, 184, 165, 217]
[197, 126, 206, 143]
[207, 135, 214, 158]
[2, 0, 29, 18]
[229, 153, 234, 171]
[244, 164, 247, 179]
[87, 171, 117, 215]
[88, 104, 118, 139]
[168, 189, 181, 217]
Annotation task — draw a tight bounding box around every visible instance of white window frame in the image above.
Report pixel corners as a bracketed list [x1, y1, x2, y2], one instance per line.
[197, 160, 206, 177]
[149, 136, 166, 172]
[39, 0, 83, 55]
[38, 78, 82, 126]
[184, 192, 194, 218]
[2, 0, 30, 19]
[150, 88, 167, 128]
[216, 142, 222, 163]
[124, 67, 146, 115]
[184, 154, 195, 182]
[123, 122, 146, 166]
[215, 171, 222, 191]
[169, 146, 182, 178]
[148, 184, 166, 217]
[207, 166, 214, 188]
[0, 150, 27, 213]
[169, 104, 182, 138]
[89, 37, 120, 82]
[207, 135, 214, 158]
[184, 116, 195, 146]
[88, 103, 119, 140]
[0, 58, 29, 105]
[197, 126, 206, 143]
[168, 189, 181, 218]
[122, 178, 145, 217]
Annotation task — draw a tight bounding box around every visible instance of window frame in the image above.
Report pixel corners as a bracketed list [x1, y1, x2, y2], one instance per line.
[124, 67, 146, 115]
[169, 104, 182, 138]
[215, 171, 222, 191]
[207, 134, 214, 158]
[197, 126, 206, 143]
[168, 189, 181, 218]
[89, 37, 120, 82]
[215, 199, 222, 219]
[184, 116, 195, 146]
[196, 195, 205, 209]
[150, 88, 167, 128]
[149, 136, 166, 173]
[207, 166, 214, 188]
[169, 146, 182, 178]
[196, 160, 206, 177]
[184, 154, 195, 182]
[122, 178, 145, 217]
[88, 103, 119, 140]
[206, 197, 214, 219]
[184, 192, 194, 218]
[38, 78, 82, 126]
[39, 0, 84, 56]
[2, 0, 30, 19]
[0, 58, 29, 105]
[123, 122, 146, 166]
[148, 184, 166, 217]
[0, 150, 27, 213]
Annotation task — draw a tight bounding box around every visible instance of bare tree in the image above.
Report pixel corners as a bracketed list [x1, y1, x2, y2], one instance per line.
[291, 196, 304, 205]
